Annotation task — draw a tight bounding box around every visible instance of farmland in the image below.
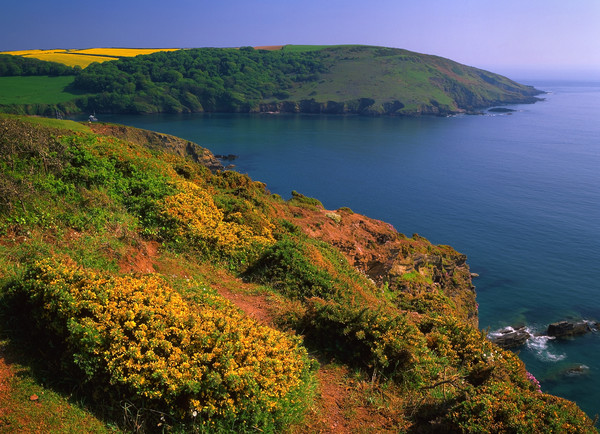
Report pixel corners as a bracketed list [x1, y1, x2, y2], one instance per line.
[0, 48, 181, 68]
[0, 75, 78, 104]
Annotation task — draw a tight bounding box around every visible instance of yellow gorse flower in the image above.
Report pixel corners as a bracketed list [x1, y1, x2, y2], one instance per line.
[25, 259, 310, 420]
[162, 181, 275, 252]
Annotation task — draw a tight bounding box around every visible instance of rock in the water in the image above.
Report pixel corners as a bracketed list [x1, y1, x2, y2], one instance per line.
[547, 320, 592, 338]
[489, 326, 531, 348]
[488, 107, 516, 113]
[564, 364, 590, 377]
[215, 154, 238, 161]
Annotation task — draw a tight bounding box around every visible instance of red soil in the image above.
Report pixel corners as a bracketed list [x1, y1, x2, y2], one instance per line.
[253, 45, 284, 51]
[117, 240, 159, 274]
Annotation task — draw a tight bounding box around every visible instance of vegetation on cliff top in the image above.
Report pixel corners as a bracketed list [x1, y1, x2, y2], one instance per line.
[0, 45, 542, 117]
[0, 114, 595, 432]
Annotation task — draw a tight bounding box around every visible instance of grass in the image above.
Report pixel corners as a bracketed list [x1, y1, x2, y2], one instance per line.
[286, 46, 458, 110]
[0, 341, 114, 433]
[0, 76, 79, 104]
[17, 115, 92, 133]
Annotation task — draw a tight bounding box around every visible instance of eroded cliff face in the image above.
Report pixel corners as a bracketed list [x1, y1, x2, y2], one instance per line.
[288, 206, 478, 326]
[89, 123, 224, 171]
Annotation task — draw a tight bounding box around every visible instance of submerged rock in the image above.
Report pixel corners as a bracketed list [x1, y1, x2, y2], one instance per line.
[563, 364, 591, 377]
[215, 154, 238, 161]
[488, 107, 516, 113]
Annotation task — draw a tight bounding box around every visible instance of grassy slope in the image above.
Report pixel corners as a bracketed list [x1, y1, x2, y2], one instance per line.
[281, 45, 540, 114]
[0, 115, 595, 433]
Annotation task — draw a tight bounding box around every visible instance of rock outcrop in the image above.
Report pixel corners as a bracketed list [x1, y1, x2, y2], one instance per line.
[89, 123, 224, 172]
[290, 206, 478, 326]
[547, 320, 593, 338]
[488, 326, 532, 348]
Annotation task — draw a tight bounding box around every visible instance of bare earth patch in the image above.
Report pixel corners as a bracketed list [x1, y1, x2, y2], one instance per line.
[117, 240, 159, 274]
[253, 45, 284, 51]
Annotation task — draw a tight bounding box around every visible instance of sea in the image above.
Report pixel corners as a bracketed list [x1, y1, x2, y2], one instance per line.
[92, 78, 600, 418]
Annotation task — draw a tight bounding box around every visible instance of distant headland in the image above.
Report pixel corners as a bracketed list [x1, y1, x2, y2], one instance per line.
[0, 45, 543, 117]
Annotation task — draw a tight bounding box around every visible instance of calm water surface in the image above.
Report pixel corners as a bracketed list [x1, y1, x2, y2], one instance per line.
[97, 79, 600, 418]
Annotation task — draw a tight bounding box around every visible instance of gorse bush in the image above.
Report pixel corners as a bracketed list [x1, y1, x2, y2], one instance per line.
[446, 381, 597, 433]
[288, 190, 323, 209]
[243, 228, 597, 431]
[17, 258, 314, 431]
[161, 180, 275, 256]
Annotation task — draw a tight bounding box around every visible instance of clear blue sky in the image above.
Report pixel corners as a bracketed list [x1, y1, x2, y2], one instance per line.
[2, 0, 599, 78]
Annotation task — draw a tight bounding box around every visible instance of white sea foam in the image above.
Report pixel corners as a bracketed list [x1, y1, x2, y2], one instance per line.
[526, 334, 566, 362]
[488, 326, 517, 338]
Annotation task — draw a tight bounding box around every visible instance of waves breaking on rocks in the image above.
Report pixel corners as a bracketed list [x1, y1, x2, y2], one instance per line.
[525, 333, 566, 362]
[488, 325, 566, 362]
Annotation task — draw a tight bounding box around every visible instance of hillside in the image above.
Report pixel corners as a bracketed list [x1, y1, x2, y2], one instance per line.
[0, 45, 542, 117]
[0, 114, 595, 432]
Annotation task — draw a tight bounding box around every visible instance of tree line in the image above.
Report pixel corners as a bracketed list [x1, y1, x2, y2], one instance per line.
[0, 54, 78, 77]
[72, 47, 328, 113]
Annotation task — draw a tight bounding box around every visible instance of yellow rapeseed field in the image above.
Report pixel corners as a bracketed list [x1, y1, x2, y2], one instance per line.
[0, 49, 65, 56]
[25, 52, 116, 67]
[75, 48, 179, 57]
[0, 48, 180, 68]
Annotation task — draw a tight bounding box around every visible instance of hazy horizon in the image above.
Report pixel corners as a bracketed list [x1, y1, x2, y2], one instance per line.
[2, 0, 599, 79]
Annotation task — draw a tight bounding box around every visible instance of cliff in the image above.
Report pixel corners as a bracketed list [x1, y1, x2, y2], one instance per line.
[0, 114, 595, 433]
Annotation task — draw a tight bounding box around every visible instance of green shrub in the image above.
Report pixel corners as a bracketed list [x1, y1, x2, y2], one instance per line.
[288, 190, 323, 209]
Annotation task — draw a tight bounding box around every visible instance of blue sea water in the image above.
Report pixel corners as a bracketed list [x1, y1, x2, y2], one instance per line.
[96, 79, 600, 418]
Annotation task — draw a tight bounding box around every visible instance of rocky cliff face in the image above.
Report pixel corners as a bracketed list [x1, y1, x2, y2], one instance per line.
[259, 98, 459, 116]
[287, 206, 478, 326]
[89, 123, 224, 171]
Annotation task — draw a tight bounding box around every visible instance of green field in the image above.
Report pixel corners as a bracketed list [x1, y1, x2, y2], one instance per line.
[0, 75, 78, 104]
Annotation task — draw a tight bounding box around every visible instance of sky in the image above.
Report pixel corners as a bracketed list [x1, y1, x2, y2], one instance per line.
[2, 0, 599, 79]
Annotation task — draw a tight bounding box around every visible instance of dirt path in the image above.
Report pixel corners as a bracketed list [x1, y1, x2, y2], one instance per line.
[207, 271, 393, 433]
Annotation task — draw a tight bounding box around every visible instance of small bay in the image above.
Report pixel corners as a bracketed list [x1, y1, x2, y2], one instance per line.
[96, 79, 600, 418]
